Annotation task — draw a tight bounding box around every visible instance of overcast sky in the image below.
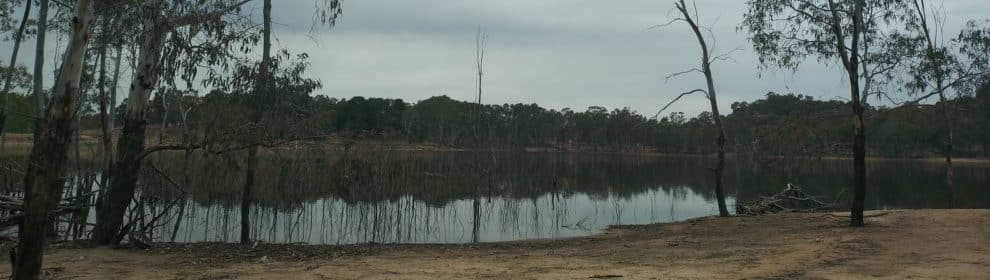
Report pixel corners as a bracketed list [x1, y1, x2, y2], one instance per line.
[2, 0, 988, 116]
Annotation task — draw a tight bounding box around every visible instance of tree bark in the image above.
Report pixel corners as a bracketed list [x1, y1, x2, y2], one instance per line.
[59, 54, 90, 237]
[0, 0, 32, 156]
[13, 0, 94, 278]
[92, 0, 168, 245]
[33, 0, 50, 120]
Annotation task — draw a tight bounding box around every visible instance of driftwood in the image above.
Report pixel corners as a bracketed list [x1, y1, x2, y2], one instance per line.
[736, 184, 834, 215]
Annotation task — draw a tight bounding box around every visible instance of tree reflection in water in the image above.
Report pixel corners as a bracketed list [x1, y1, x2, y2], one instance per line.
[1, 151, 985, 244]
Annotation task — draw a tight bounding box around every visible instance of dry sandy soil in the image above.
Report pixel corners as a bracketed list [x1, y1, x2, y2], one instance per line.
[0, 209, 986, 279]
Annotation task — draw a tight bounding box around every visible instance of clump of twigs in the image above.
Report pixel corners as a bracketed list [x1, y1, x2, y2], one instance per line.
[735, 183, 833, 215]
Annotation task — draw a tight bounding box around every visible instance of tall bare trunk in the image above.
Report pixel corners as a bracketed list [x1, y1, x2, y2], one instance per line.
[676, 0, 729, 216]
[0, 0, 32, 156]
[92, 0, 168, 245]
[13, 1, 94, 278]
[242, 0, 273, 244]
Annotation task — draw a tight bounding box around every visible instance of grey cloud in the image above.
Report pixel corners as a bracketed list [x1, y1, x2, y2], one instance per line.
[3, 0, 988, 117]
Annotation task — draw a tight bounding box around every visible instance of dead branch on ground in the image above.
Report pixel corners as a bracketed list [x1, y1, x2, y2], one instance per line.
[735, 183, 834, 215]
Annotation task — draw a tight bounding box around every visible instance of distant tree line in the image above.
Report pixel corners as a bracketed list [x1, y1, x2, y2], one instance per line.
[133, 82, 989, 158]
[3, 78, 983, 158]
[3, 66, 987, 159]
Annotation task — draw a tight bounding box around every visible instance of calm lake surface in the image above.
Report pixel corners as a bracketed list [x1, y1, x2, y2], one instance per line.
[3, 150, 988, 244]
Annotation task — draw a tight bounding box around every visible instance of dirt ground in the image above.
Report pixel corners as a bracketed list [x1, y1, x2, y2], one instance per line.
[1, 209, 986, 279]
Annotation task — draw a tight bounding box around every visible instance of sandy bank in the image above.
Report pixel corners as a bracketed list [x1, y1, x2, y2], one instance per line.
[1, 209, 987, 279]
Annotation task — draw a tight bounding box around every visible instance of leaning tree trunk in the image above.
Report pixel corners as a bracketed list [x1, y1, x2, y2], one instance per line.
[13, 1, 94, 278]
[92, 0, 168, 245]
[241, 0, 273, 244]
[56, 54, 90, 237]
[0, 0, 31, 156]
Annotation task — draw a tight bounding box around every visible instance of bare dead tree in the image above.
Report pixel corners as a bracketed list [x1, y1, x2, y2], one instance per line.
[471, 26, 488, 243]
[653, 0, 730, 217]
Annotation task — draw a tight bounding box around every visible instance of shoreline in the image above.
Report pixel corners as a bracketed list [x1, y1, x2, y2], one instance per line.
[2, 133, 987, 164]
[4, 209, 987, 279]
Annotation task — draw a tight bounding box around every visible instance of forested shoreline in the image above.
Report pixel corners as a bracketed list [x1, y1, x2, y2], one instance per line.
[4, 80, 988, 158]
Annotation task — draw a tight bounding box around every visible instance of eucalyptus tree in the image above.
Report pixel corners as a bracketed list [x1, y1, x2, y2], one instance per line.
[14, 0, 94, 278]
[741, 0, 914, 226]
[92, 0, 259, 245]
[893, 1, 990, 188]
[653, 0, 732, 217]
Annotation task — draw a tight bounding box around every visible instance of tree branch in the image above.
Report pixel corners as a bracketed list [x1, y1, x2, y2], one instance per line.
[709, 47, 744, 65]
[652, 89, 708, 119]
[644, 18, 686, 31]
[665, 68, 703, 82]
